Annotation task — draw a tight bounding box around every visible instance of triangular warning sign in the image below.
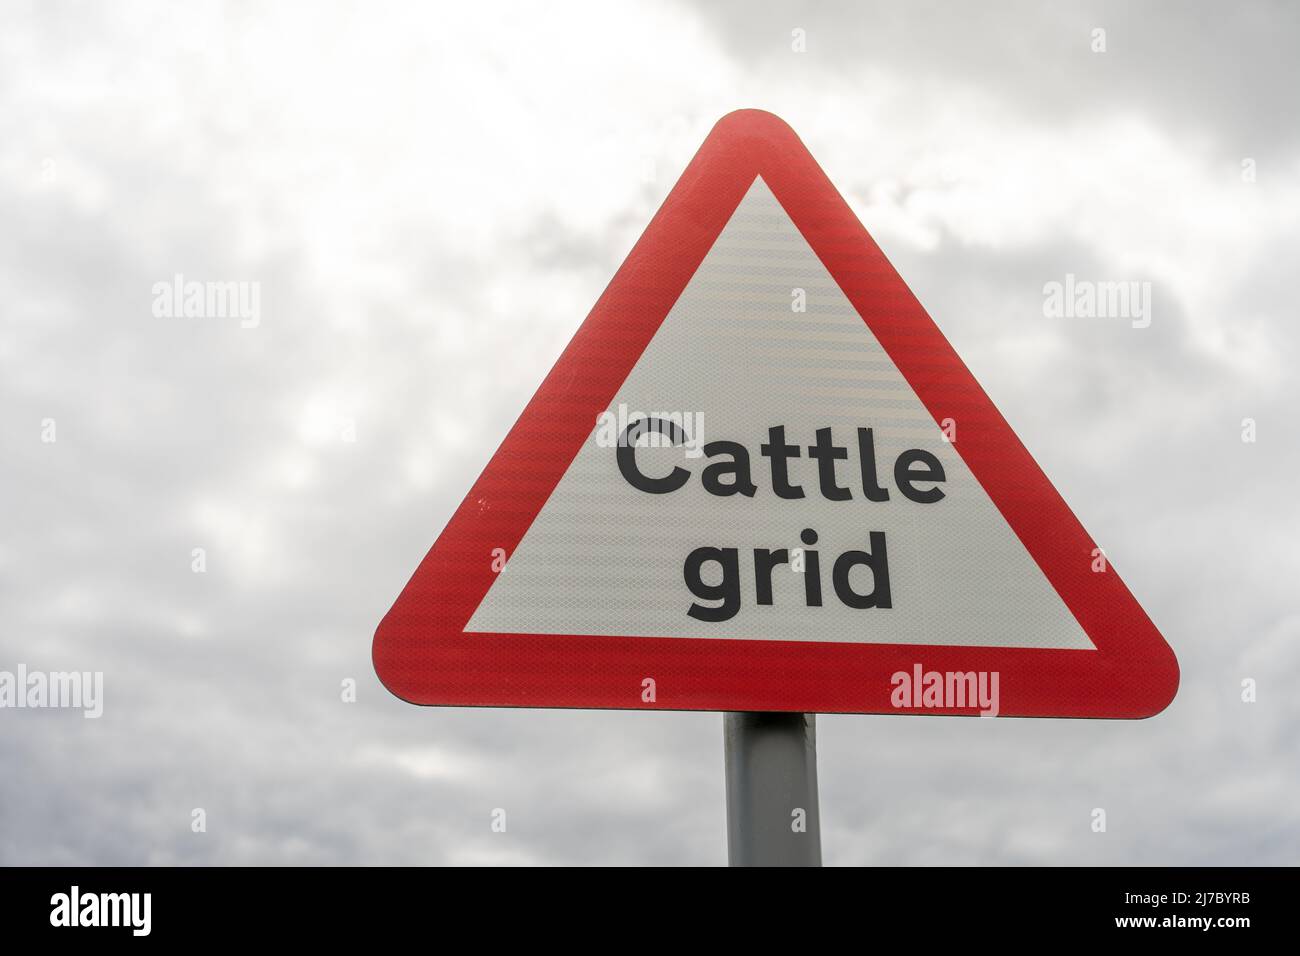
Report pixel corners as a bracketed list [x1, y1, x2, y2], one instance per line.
[374, 110, 1178, 718]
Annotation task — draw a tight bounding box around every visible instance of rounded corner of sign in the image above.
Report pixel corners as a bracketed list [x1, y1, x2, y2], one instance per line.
[371, 658, 425, 708]
[1133, 627, 1180, 716]
[371, 617, 414, 704]
[371, 610, 394, 652]
[1109, 644, 1179, 720]
[710, 108, 799, 143]
[1141, 653, 1181, 719]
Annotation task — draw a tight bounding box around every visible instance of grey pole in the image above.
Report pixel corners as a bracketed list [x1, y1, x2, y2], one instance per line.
[723, 712, 822, 866]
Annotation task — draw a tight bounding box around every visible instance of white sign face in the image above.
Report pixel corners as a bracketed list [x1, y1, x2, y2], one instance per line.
[466, 178, 1092, 650]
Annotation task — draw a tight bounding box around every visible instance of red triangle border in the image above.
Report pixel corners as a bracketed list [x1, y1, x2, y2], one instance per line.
[374, 110, 1178, 718]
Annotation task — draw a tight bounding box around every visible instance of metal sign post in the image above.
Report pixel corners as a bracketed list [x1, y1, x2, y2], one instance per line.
[723, 712, 821, 866]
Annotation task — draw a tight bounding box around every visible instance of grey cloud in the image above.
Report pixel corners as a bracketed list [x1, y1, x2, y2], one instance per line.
[683, 0, 1300, 156]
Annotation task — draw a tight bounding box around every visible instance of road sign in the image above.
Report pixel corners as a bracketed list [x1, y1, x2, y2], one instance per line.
[373, 110, 1178, 719]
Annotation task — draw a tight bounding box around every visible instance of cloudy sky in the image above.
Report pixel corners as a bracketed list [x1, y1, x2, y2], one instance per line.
[1, 0, 1297, 865]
